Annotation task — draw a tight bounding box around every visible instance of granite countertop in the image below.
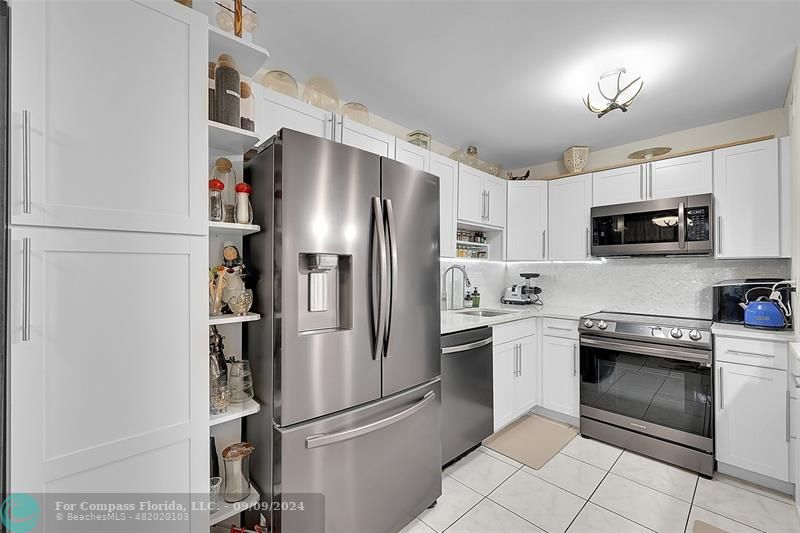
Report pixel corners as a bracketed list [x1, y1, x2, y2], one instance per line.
[711, 322, 798, 343]
[441, 304, 600, 335]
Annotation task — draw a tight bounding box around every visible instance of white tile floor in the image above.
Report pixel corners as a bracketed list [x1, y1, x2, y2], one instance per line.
[401, 434, 800, 533]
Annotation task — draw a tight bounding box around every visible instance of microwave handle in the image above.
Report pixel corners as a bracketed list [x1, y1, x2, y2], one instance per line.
[678, 201, 686, 249]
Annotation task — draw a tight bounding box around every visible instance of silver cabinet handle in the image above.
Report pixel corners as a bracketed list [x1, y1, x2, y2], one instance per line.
[518, 344, 523, 376]
[513, 344, 519, 376]
[648, 164, 654, 199]
[677, 202, 686, 249]
[441, 337, 492, 354]
[306, 391, 435, 448]
[717, 216, 722, 255]
[542, 230, 546, 259]
[585, 227, 590, 257]
[573, 344, 577, 376]
[480, 191, 485, 220]
[787, 389, 791, 443]
[726, 349, 774, 359]
[639, 166, 645, 200]
[383, 199, 399, 356]
[22, 238, 31, 341]
[371, 198, 388, 360]
[22, 110, 32, 214]
[486, 190, 491, 222]
[718, 367, 724, 410]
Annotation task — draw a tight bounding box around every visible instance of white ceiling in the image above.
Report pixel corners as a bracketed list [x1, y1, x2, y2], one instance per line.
[252, 1, 800, 169]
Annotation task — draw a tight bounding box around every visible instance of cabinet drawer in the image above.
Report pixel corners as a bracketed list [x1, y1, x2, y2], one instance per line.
[542, 318, 579, 339]
[493, 318, 537, 346]
[715, 336, 787, 370]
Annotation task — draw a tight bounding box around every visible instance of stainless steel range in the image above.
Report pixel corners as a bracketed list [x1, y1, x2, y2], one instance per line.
[578, 312, 714, 476]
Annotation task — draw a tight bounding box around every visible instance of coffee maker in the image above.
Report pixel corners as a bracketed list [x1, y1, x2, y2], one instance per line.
[501, 273, 543, 306]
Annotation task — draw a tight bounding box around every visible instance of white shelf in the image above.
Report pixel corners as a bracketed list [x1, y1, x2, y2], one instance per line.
[209, 221, 261, 236]
[209, 312, 261, 326]
[209, 485, 260, 526]
[208, 25, 270, 78]
[209, 120, 260, 153]
[456, 240, 489, 248]
[210, 398, 260, 427]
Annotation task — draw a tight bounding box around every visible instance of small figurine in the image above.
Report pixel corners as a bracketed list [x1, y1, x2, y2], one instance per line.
[220, 241, 249, 309]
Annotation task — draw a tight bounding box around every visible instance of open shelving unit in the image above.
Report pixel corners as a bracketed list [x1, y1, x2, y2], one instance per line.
[209, 120, 260, 153]
[210, 398, 261, 427]
[209, 221, 262, 236]
[208, 25, 270, 78]
[209, 312, 261, 326]
[210, 486, 261, 527]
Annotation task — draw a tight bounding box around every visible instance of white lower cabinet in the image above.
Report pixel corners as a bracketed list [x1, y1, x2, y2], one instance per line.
[541, 335, 580, 418]
[493, 324, 538, 431]
[7, 227, 207, 495]
[715, 361, 789, 481]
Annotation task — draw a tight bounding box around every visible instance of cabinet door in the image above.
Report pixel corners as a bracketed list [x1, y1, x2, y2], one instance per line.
[548, 174, 592, 261]
[484, 175, 507, 228]
[394, 139, 430, 171]
[259, 86, 333, 140]
[542, 336, 579, 418]
[506, 181, 548, 260]
[715, 362, 788, 481]
[514, 336, 539, 417]
[714, 139, 779, 258]
[493, 343, 516, 432]
[334, 117, 395, 158]
[457, 164, 485, 224]
[430, 153, 458, 258]
[648, 152, 712, 199]
[9, 0, 206, 234]
[7, 227, 207, 497]
[592, 165, 644, 206]
[779, 136, 792, 258]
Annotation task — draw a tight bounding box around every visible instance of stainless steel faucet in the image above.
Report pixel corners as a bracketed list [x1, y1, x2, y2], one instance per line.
[441, 264, 472, 311]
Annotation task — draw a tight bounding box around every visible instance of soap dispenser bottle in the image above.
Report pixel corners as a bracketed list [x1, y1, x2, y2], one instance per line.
[471, 288, 480, 308]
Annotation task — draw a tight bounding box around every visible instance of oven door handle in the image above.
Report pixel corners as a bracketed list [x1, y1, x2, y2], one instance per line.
[580, 336, 711, 365]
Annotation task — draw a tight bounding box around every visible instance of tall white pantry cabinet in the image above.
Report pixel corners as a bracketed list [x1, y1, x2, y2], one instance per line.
[7, 0, 208, 511]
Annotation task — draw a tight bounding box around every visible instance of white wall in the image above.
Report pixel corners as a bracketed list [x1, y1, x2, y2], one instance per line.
[443, 257, 790, 319]
[512, 108, 789, 179]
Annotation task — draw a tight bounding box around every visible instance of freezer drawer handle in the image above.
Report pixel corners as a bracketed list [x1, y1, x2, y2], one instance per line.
[305, 391, 436, 449]
[441, 337, 492, 354]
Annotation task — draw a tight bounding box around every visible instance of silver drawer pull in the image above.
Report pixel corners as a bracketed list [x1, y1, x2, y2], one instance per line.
[22, 110, 32, 214]
[726, 349, 774, 359]
[22, 238, 31, 341]
[305, 391, 435, 449]
[718, 367, 724, 410]
[547, 326, 573, 331]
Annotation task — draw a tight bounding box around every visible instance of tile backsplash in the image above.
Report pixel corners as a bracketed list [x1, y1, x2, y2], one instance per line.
[442, 257, 791, 319]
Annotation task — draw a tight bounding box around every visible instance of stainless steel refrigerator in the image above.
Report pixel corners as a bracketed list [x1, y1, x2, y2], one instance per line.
[244, 129, 442, 533]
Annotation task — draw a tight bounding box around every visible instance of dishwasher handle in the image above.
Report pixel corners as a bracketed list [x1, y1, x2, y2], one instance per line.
[441, 337, 493, 354]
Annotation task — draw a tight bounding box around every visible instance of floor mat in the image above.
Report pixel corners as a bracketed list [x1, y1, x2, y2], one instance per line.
[693, 520, 728, 533]
[484, 414, 578, 469]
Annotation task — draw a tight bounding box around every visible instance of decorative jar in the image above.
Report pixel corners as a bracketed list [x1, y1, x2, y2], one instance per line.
[563, 146, 589, 173]
[222, 442, 255, 503]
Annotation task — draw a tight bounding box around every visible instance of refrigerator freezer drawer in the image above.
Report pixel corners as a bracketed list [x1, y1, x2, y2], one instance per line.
[273, 380, 442, 533]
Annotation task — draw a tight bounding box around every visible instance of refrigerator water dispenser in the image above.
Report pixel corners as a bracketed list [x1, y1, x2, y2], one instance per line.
[298, 253, 352, 333]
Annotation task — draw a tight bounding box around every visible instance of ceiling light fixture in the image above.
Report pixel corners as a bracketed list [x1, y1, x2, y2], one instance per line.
[583, 68, 643, 118]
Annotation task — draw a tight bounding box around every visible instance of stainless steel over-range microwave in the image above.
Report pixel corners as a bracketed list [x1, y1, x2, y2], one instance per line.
[591, 193, 713, 257]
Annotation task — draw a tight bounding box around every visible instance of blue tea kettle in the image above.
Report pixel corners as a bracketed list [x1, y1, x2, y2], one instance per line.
[740, 281, 793, 330]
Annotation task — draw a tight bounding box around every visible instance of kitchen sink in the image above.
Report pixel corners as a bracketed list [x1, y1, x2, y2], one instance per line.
[456, 309, 517, 317]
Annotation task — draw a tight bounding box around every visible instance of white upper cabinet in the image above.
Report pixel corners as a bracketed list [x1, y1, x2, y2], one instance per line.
[592, 165, 645, 206]
[9, 0, 206, 235]
[548, 174, 592, 260]
[258, 86, 333, 141]
[394, 139, 430, 171]
[506, 181, 548, 260]
[484, 175, 507, 228]
[429, 153, 458, 258]
[779, 136, 792, 258]
[334, 117, 395, 158]
[715, 361, 789, 481]
[714, 139, 780, 258]
[648, 152, 713, 199]
[457, 165, 506, 228]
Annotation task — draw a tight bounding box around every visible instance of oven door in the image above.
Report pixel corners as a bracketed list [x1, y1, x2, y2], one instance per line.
[580, 335, 713, 452]
[591, 194, 712, 256]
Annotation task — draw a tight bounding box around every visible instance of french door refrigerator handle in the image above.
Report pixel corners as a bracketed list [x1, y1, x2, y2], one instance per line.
[383, 199, 399, 356]
[22, 238, 31, 341]
[678, 202, 686, 249]
[22, 109, 31, 214]
[371, 198, 388, 360]
[305, 391, 435, 449]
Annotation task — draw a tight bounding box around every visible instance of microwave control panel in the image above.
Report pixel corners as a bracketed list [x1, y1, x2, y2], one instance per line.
[685, 206, 710, 242]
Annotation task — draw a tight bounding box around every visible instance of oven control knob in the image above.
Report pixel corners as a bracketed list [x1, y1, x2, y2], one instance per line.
[583, 319, 594, 328]
[670, 328, 683, 339]
[689, 329, 702, 341]
[598, 320, 608, 330]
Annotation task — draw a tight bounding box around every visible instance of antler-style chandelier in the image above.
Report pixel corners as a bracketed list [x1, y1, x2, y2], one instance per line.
[583, 68, 643, 118]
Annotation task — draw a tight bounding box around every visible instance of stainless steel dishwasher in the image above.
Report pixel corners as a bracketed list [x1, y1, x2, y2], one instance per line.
[441, 326, 494, 466]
